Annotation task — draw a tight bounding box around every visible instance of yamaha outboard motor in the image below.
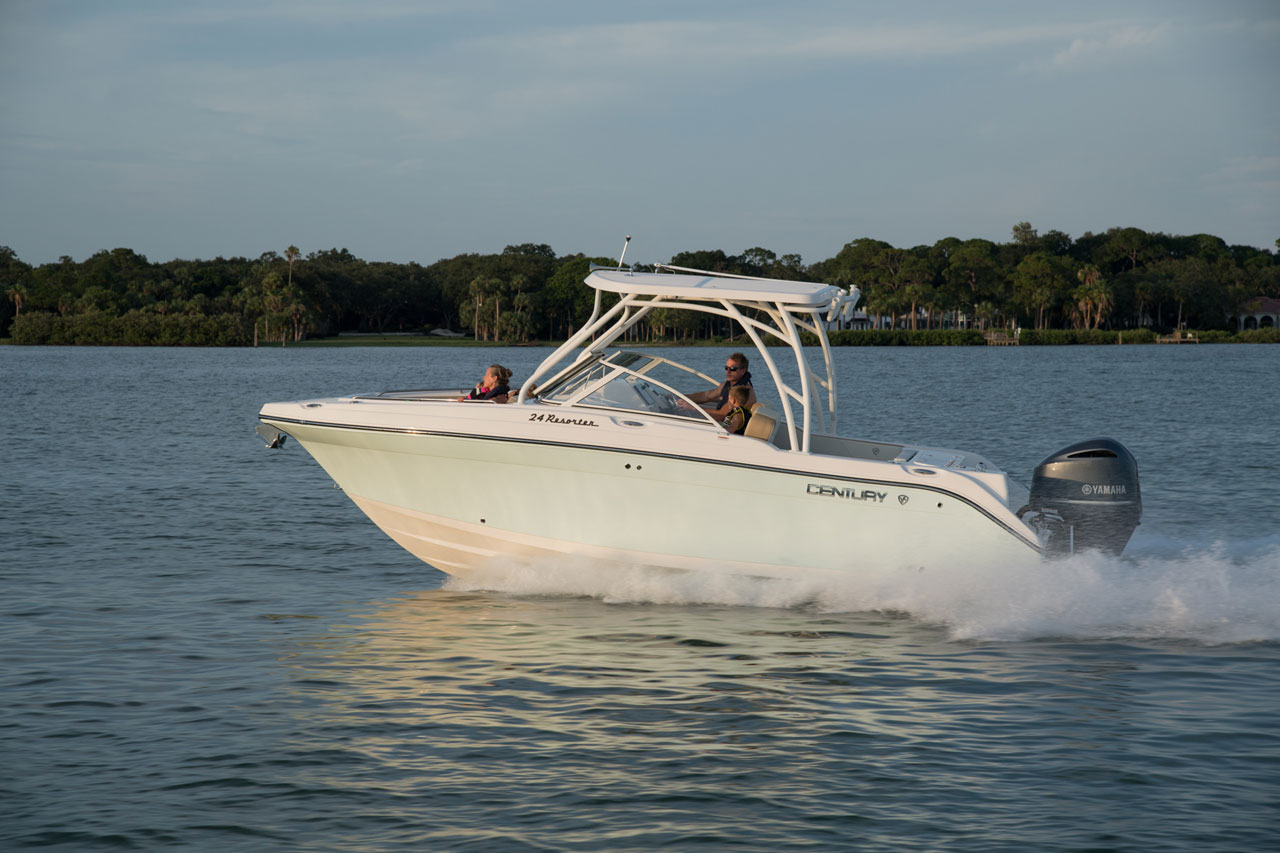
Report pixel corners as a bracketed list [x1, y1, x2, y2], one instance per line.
[1021, 438, 1141, 556]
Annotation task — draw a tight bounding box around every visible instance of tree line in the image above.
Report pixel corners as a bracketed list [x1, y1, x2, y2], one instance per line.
[3, 224, 1278, 346]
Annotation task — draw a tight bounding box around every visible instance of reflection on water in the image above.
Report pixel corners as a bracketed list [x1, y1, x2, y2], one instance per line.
[264, 585, 1277, 850]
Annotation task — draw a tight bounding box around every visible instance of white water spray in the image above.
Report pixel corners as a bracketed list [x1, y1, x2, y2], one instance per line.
[443, 535, 1280, 644]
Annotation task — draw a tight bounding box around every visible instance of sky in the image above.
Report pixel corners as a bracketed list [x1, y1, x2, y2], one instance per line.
[1, 1, 1277, 268]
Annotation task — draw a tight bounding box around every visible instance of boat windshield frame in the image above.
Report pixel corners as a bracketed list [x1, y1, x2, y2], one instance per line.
[520, 264, 860, 454]
[535, 351, 725, 427]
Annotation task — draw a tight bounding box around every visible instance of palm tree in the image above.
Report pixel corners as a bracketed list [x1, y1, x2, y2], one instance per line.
[468, 277, 499, 340]
[1013, 253, 1068, 330]
[285, 245, 300, 290]
[1073, 265, 1113, 330]
[6, 283, 27, 316]
[974, 300, 1000, 331]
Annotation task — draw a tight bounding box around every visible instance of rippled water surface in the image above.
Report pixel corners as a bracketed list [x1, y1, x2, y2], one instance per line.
[2, 344, 1277, 851]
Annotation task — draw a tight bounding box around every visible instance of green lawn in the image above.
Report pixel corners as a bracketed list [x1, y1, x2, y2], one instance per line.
[292, 335, 557, 347]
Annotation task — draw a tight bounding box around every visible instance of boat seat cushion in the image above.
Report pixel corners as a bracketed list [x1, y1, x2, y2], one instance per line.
[744, 403, 779, 444]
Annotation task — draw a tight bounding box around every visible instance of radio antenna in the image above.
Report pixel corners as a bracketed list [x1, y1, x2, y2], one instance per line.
[616, 235, 631, 270]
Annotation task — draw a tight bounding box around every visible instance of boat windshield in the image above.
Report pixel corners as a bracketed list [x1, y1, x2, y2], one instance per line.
[539, 352, 718, 423]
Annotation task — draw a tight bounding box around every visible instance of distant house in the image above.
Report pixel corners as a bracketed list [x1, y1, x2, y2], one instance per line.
[825, 309, 873, 331]
[1234, 297, 1280, 331]
[429, 328, 466, 338]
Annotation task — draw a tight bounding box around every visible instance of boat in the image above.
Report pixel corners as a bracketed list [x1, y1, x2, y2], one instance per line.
[257, 263, 1141, 579]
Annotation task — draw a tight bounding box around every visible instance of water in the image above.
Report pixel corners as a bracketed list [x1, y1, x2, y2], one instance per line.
[2, 344, 1277, 851]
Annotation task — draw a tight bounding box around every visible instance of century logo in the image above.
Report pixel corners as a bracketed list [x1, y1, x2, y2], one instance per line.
[806, 483, 887, 504]
[1081, 484, 1127, 495]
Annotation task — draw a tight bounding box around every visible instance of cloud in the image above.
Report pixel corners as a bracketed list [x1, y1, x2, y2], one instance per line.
[5, 2, 1276, 263]
[1035, 22, 1171, 71]
[331, 18, 1106, 141]
[1207, 155, 1280, 179]
[1202, 155, 1280, 208]
[473, 18, 1088, 69]
[2, 4, 1162, 156]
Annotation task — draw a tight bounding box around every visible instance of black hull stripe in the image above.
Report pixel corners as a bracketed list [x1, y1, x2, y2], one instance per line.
[262, 415, 1043, 554]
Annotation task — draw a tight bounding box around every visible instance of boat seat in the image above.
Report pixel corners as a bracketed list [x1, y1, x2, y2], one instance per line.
[744, 403, 781, 445]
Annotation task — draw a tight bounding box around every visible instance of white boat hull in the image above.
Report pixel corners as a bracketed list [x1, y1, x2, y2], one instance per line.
[265, 408, 1041, 580]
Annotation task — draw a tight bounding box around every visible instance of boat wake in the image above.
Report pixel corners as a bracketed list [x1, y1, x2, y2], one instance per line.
[442, 534, 1280, 644]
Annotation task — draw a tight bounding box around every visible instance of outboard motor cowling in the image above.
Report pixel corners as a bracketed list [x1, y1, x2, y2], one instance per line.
[1022, 438, 1141, 556]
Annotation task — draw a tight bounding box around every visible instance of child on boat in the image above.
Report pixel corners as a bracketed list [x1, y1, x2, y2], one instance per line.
[721, 385, 752, 435]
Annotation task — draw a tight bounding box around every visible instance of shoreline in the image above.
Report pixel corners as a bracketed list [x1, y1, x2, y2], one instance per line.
[4, 334, 1277, 348]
